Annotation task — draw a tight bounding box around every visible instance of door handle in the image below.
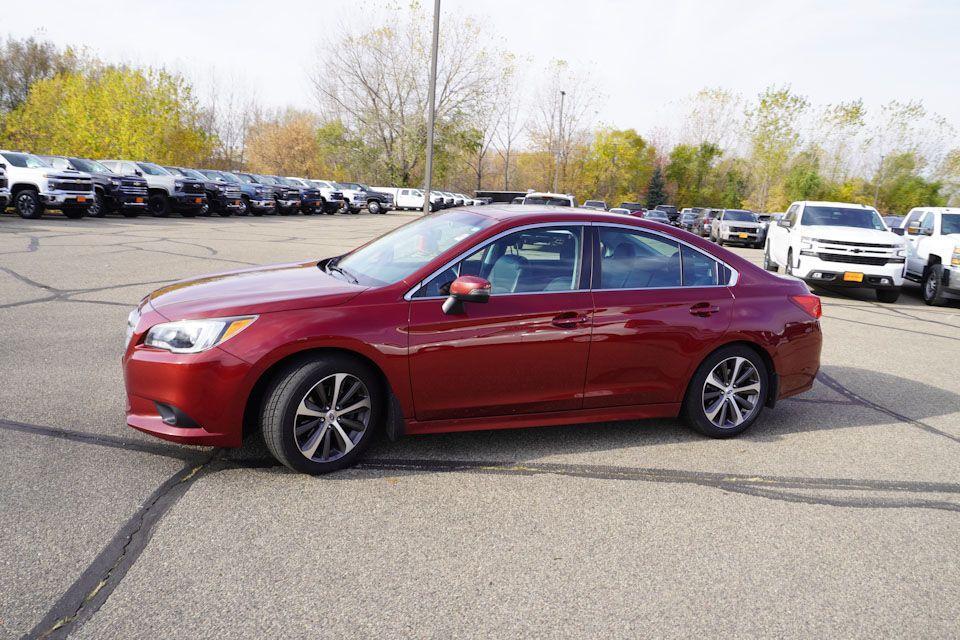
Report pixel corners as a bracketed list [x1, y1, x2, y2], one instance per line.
[552, 311, 589, 328]
[689, 303, 721, 317]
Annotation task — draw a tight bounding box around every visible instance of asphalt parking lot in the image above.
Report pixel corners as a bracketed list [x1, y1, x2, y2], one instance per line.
[1, 212, 958, 639]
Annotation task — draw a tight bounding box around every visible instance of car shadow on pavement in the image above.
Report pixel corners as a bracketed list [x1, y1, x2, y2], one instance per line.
[225, 365, 960, 472]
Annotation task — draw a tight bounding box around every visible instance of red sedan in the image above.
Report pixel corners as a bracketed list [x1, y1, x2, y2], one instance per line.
[124, 207, 822, 474]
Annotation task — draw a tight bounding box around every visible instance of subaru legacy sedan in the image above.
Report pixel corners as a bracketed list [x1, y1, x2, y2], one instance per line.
[124, 207, 822, 474]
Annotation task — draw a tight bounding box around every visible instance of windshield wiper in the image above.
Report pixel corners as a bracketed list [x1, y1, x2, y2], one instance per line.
[325, 259, 358, 284]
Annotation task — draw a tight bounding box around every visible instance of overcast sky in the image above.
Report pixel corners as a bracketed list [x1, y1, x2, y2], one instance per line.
[6, 0, 959, 134]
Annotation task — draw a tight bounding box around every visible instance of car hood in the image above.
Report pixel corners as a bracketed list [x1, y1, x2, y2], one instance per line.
[147, 261, 366, 319]
[802, 226, 903, 244]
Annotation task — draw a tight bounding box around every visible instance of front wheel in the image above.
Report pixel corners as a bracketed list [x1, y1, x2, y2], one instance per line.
[147, 193, 170, 217]
[367, 200, 382, 215]
[261, 356, 383, 474]
[922, 265, 947, 306]
[15, 190, 43, 219]
[88, 192, 107, 218]
[876, 288, 900, 304]
[785, 249, 794, 276]
[682, 346, 768, 438]
[762, 242, 779, 272]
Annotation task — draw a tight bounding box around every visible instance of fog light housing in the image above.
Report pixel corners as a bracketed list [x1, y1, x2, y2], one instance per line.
[155, 402, 200, 428]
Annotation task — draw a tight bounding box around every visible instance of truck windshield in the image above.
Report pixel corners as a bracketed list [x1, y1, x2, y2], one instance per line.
[137, 163, 171, 176]
[336, 211, 496, 286]
[942, 214, 960, 235]
[801, 206, 885, 230]
[71, 158, 112, 173]
[1, 152, 50, 168]
[723, 210, 757, 222]
[337, 183, 361, 190]
[235, 173, 257, 184]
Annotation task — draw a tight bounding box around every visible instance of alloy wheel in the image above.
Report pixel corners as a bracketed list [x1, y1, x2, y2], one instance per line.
[17, 193, 36, 217]
[924, 273, 937, 300]
[294, 373, 371, 463]
[701, 356, 762, 429]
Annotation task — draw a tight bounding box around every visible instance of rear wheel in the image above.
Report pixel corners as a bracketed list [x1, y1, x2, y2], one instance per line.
[261, 355, 383, 474]
[367, 200, 382, 215]
[236, 197, 249, 216]
[15, 189, 43, 219]
[762, 242, 779, 272]
[922, 264, 947, 306]
[87, 191, 107, 218]
[682, 346, 768, 438]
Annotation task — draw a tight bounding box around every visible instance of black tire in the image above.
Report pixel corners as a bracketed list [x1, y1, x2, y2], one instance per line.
[716, 237, 724, 246]
[681, 345, 769, 438]
[14, 189, 43, 219]
[762, 242, 779, 272]
[61, 206, 85, 219]
[216, 206, 233, 217]
[261, 355, 383, 474]
[147, 192, 170, 217]
[367, 200, 382, 215]
[785, 249, 794, 276]
[88, 191, 107, 218]
[922, 264, 947, 306]
[876, 288, 900, 304]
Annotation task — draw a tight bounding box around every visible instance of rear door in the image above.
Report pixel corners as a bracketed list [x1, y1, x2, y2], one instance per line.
[584, 225, 733, 408]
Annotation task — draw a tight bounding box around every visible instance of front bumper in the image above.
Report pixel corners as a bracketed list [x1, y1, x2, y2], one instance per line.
[277, 199, 300, 209]
[796, 254, 904, 288]
[720, 229, 761, 244]
[40, 190, 94, 207]
[110, 190, 148, 210]
[125, 345, 250, 447]
[172, 193, 207, 210]
[249, 198, 276, 211]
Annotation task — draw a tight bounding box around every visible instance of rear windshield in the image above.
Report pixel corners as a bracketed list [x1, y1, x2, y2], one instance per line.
[801, 206, 884, 230]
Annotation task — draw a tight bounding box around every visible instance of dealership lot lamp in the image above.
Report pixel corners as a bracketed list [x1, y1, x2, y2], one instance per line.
[423, 0, 441, 216]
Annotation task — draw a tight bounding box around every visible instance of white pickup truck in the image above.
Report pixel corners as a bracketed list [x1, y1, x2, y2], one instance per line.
[0, 150, 95, 219]
[764, 200, 907, 303]
[897, 207, 960, 305]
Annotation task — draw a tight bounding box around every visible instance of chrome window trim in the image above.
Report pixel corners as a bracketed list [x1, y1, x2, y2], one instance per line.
[404, 222, 590, 300]
[403, 220, 738, 301]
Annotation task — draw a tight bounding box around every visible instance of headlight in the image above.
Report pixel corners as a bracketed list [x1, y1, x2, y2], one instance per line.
[110, 177, 122, 187]
[143, 316, 257, 354]
[800, 237, 814, 250]
[895, 247, 907, 258]
[174, 180, 184, 190]
[952, 247, 960, 267]
[255, 187, 264, 195]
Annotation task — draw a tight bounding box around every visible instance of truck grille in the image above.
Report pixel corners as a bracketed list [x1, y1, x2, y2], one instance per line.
[330, 191, 344, 200]
[817, 253, 890, 266]
[814, 239, 898, 249]
[53, 180, 93, 192]
[224, 185, 241, 198]
[729, 226, 757, 233]
[183, 182, 204, 194]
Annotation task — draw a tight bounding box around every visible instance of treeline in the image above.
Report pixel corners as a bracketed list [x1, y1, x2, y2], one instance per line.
[2, 7, 957, 213]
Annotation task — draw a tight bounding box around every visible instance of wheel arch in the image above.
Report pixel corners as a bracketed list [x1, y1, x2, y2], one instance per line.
[10, 182, 40, 196]
[241, 346, 404, 440]
[680, 339, 779, 412]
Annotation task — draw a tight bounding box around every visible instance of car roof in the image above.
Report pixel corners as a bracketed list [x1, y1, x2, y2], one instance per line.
[796, 200, 875, 209]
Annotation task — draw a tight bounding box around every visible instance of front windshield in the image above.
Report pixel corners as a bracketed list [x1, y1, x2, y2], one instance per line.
[941, 214, 960, 235]
[723, 210, 757, 222]
[524, 196, 571, 206]
[137, 162, 171, 176]
[235, 173, 257, 184]
[338, 182, 360, 190]
[801, 206, 885, 230]
[180, 168, 206, 180]
[71, 158, 112, 173]
[335, 211, 496, 286]
[1, 152, 50, 168]
[257, 175, 278, 185]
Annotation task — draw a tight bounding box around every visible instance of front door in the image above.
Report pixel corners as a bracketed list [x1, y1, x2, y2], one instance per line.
[407, 224, 593, 421]
[584, 226, 733, 408]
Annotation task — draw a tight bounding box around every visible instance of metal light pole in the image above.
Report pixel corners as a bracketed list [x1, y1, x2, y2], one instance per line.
[873, 154, 885, 209]
[422, 0, 441, 215]
[552, 90, 566, 193]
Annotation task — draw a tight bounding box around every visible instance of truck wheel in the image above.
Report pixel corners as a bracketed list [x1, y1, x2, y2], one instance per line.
[236, 198, 249, 216]
[88, 191, 107, 218]
[147, 193, 170, 217]
[922, 264, 947, 306]
[876, 289, 900, 304]
[15, 190, 43, 219]
[762, 242, 779, 272]
[367, 200, 382, 215]
[61, 206, 85, 219]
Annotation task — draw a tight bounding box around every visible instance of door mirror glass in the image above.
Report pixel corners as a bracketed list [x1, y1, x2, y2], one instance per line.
[442, 276, 491, 314]
[906, 222, 920, 235]
[779, 218, 792, 228]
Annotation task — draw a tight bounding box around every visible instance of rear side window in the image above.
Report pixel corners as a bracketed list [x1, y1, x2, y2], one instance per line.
[597, 228, 681, 289]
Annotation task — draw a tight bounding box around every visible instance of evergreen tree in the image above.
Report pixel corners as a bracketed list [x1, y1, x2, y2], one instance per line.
[646, 166, 667, 208]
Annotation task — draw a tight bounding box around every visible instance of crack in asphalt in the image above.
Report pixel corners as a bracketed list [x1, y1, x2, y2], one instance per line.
[0, 266, 175, 311]
[816, 371, 960, 445]
[821, 312, 960, 342]
[25, 452, 220, 640]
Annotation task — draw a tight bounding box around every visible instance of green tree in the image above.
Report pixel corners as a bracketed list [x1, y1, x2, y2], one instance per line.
[877, 153, 945, 213]
[646, 166, 667, 208]
[665, 141, 722, 207]
[578, 128, 655, 205]
[744, 86, 809, 211]
[2, 65, 213, 165]
[783, 151, 826, 202]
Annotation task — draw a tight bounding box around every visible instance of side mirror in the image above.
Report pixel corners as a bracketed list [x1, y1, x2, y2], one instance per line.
[134, 169, 143, 177]
[891, 227, 905, 236]
[442, 276, 491, 314]
[779, 219, 792, 228]
[906, 223, 920, 235]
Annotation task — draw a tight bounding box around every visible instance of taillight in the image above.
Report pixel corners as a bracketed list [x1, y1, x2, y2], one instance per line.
[789, 294, 822, 319]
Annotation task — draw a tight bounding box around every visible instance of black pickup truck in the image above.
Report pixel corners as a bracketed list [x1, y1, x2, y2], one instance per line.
[40, 155, 148, 217]
[255, 175, 300, 215]
[165, 166, 243, 217]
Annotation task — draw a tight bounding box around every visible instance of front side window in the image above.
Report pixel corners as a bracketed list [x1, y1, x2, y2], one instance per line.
[800, 205, 884, 230]
[416, 225, 583, 297]
[597, 228, 681, 289]
[941, 214, 960, 235]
